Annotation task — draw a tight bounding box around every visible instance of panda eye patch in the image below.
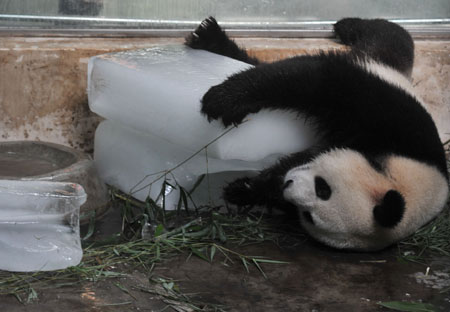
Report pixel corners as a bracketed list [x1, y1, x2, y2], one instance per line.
[314, 176, 332, 200]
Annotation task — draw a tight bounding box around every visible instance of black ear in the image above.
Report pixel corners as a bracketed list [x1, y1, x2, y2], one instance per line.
[373, 190, 406, 228]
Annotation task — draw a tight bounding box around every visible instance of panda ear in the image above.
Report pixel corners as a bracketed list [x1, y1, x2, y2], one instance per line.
[373, 190, 405, 228]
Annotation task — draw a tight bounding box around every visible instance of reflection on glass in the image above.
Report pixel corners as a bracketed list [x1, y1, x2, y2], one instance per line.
[58, 0, 103, 16]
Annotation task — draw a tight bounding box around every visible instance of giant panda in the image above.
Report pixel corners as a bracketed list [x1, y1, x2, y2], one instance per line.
[185, 17, 449, 251]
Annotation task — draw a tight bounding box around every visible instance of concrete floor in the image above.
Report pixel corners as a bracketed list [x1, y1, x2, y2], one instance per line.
[1, 206, 450, 312]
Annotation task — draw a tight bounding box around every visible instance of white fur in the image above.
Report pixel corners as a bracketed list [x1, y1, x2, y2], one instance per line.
[283, 149, 448, 250]
[358, 59, 427, 109]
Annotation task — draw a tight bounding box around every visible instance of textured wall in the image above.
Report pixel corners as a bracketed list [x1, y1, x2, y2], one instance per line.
[0, 37, 448, 152]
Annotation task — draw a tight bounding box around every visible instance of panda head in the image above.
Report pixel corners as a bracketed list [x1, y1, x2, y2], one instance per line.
[283, 149, 449, 251]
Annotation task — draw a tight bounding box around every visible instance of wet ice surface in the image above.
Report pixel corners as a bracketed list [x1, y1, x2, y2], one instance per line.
[2, 207, 449, 311]
[88, 45, 313, 160]
[94, 120, 263, 205]
[89, 45, 314, 208]
[0, 180, 85, 272]
[0, 216, 82, 272]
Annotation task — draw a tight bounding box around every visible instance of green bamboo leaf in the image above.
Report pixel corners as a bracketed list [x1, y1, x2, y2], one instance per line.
[26, 287, 38, 303]
[144, 196, 156, 221]
[190, 247, 210, 262]
[156, 243, 160, 260]
[250, 258, 289, 264]
[216, 224, 227, 243]
[210, 245, 217, 262]
[154, 224, 164, 237]
[162, 282, 174, 291]
[252, 259, 267, 279]
[211, 224, 217, 240]
[241, 258, 250, 273]
[114, 283, 136, 300]
[82, 211, 96, 241]
[101, 271, 126, 277]
[178, 186, 190, 215]
[115, 282, 128, 292]
[378, 301, 437, 312]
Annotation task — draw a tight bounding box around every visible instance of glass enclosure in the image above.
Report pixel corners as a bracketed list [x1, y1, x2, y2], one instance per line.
[1, 0, 449, 36]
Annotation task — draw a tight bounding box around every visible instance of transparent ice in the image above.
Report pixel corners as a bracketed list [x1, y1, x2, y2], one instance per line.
[88, 45, 314, 208]
[0, 180, 86, 272]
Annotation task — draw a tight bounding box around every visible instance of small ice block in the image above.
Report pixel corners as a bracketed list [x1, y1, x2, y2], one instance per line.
[88, 45, 313, 162]
[0, 180, 86, 272]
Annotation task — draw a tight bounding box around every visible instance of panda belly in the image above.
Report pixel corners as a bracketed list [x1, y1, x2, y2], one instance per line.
[213, 109, 317, 162]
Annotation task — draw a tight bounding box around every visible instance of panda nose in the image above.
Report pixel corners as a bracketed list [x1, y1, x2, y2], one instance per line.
[282, 179, 293, 191]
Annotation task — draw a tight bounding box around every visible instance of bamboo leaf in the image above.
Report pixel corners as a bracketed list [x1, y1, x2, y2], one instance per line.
[154, 224, 165, 237]
[216, 224, 227, 243]
[190, 247, 210, 262]
[210, 246, 217, 262]
[179, 187, 190, 215]
[252, 259, 267, 279]
[82, 211, 96, 241]
[26, 287, 38, 303]
[156, 243, 161, 260]
[250, 258, 289, 264]
[188, 174, 205, 195]
[241, 258, 250, 273]
[378, 301, 437, 312]
[162, 282, 174, 291]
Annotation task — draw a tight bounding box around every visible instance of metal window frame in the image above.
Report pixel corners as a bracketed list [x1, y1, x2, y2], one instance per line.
[0, 15, 449, 39]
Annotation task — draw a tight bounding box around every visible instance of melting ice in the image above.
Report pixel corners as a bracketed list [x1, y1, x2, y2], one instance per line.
[88, 45, 314, 208]
[0, 180, 85, 272]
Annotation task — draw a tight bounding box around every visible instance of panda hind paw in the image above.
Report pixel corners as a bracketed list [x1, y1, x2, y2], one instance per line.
[333, 18, 365, 45]
[185, 16, 225, 49]
[223, 177, 258, 206]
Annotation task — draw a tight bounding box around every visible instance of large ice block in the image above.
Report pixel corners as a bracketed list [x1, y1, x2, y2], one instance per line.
[94, 120, 263, 206]
[88, 45, 313, 162]
[0, 180, 86, 272]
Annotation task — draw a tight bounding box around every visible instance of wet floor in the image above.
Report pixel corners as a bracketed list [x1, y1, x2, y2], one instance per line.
[1, 206, 450, 312]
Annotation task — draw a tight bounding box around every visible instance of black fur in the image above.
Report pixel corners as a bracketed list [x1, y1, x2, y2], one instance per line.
[223, 148, 322, 208]
[334, 18, 414, 77]
[373, 190, 406, 227]
[185, 17, 448, 212]
[185, 16, 261, 66]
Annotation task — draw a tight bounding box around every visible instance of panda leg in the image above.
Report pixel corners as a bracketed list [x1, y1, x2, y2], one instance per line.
[185, 16, 261, 65]
[224, 149, 319, 209]
[334, 18, 414, 77]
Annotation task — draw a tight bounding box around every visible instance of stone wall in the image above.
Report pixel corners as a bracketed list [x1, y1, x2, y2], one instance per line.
[0, 37, 448, 152]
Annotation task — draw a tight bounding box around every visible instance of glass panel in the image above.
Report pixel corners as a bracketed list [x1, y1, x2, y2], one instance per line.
[1, 0, 449, 32]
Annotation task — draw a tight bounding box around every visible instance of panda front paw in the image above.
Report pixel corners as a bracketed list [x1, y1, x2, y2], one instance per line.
[185, 16, 226, 50]
[223, 177, 258, 206]
[201, 83, 251, 127]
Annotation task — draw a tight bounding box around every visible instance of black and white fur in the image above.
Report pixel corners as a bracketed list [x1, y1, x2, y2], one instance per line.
[185, 17, 449, 250]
